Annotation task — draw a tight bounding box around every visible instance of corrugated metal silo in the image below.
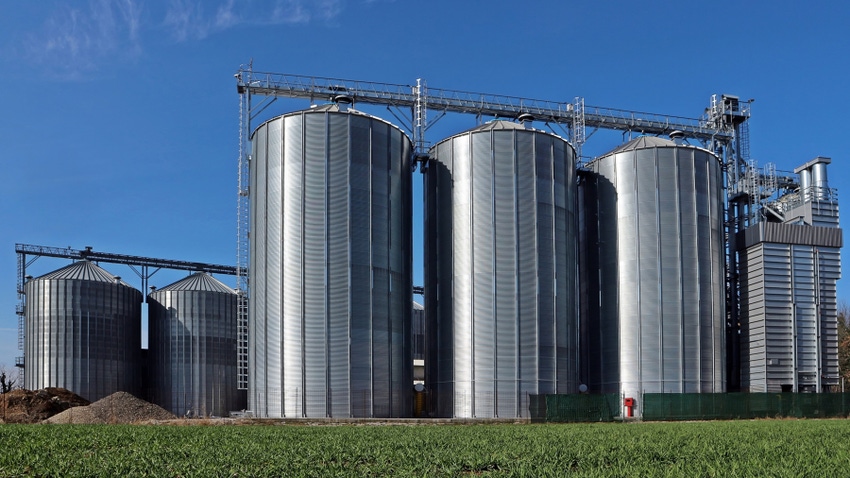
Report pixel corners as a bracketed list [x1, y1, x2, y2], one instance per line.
[148, 272, 243, 416]
[249, 105, 412, 418]
[23, 260, 142, 401]
[425, 120, 579, 418]
[579, 136, 726, 413]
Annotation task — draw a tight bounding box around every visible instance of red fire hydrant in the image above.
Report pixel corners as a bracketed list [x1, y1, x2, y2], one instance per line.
[624, 397, 635, 418]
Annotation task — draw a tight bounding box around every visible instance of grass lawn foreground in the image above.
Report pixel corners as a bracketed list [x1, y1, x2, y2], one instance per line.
[1, 420, 848, 476]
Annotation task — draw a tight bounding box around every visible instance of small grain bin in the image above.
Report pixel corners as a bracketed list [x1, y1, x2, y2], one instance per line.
[23, 260, 142, 401]
[148, 272, 242, 417]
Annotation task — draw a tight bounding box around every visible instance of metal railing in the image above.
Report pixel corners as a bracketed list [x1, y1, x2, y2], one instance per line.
[236, 70, 735, 143]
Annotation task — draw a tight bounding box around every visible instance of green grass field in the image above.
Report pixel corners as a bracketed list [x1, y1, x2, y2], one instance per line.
[1, 420, 848, 477]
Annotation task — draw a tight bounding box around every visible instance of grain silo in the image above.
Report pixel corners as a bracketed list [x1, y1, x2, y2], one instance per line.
[148, 272, 243, 417]
[578, 136, 725, 415]
[249, 104, 412, 418]
[424, 120, 579, 418]
[23, 260, 142, 401]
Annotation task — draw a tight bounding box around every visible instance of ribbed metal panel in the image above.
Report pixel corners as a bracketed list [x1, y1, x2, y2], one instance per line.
[579, 137, 726, 414]
[784, 199, 840, 228]
[23, 261, 142, 401]
[425, 121, 578, 418]
[282, 114, 304, 417]
[424, 138, 456, 416]
[148, 273, 242, 417]
[740, 196, 842, 392]
[302, 112, 327, 417]
[249, 106, 412, 418]
[327, 113, 350, 416]
[249, 122, 268, 416]
[740, 221, 843, 248]
[265, 118, 283, 417]
[349, 114, 372, 416]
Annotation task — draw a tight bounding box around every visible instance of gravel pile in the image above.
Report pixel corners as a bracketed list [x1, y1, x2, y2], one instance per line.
[46, 391, 176, 424]
[0, 388, 90, 424]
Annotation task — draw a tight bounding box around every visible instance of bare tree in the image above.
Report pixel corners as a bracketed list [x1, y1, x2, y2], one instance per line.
[838, 302, 850, 385]
[0, 365, 19, 394]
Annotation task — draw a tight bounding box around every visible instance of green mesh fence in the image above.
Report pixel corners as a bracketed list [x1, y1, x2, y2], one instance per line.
[529, 394, 620, 423]
[643, 393, 850, 421]
[531, 393, 850, 422]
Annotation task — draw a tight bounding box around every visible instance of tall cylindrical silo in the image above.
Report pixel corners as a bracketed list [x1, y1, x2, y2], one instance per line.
[249, 104, 412, 418]
[23, 260, 142, 401]
[425, 120, 579, 418]
[579, 136, 726, 414]
[148, 272, 243, 417]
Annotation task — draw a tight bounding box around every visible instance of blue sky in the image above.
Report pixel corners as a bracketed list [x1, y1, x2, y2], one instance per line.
[1, 0, 849, 373]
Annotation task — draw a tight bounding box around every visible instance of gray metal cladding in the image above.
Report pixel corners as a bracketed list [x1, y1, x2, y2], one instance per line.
[23, 261, 142, 401]
[579, 137, 725, 407]
[249, 106, 412, 418]
[148, 273, 241, 417]
[740, 195, 842, 392]
[739, 222, 843, 249]
[740, 243, 841, 392]
[425, 121, 578, 418]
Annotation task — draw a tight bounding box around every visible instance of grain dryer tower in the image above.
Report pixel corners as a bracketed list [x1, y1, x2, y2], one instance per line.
[425, 121, 579, 418]
[23, 260, 142, 401]
[248, 104, 413, 418]
[739, 157, 842, 392]
[578, 137, 726, 413]
[148, 272, 242, 417]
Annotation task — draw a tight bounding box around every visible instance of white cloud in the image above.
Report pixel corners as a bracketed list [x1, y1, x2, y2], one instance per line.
[24, 0, 143, 79]
[214, 0, 241, 29]
[17, 0, 346, 77]
[317, 0, 344, 23]
[164, 0, 346, 41]
[116, 0, 144, 47]
[163, 0, 204, 41]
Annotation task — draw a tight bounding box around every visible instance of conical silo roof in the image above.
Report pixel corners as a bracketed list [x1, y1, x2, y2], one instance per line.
[467, 120, 528, 132]
[36, 260, 120, 283]
[603, 136, 676, 155]
[431, 119, 571, 156]
[154, 272, 235, 294]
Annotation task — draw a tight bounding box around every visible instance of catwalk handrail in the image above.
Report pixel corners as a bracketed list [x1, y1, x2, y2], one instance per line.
[236, 70, 733, 142]
[15, 243, 237, 275]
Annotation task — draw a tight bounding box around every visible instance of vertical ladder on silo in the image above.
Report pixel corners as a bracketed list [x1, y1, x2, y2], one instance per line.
[572, 97, 586, 162]
[236, 69, 251, 391]
[16, 251, 25, 352]
[412, 78, 430, 172]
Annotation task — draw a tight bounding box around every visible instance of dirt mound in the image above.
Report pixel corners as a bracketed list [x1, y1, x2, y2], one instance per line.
[0, 387, 90, 424]
[46, 391, 175, 424]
